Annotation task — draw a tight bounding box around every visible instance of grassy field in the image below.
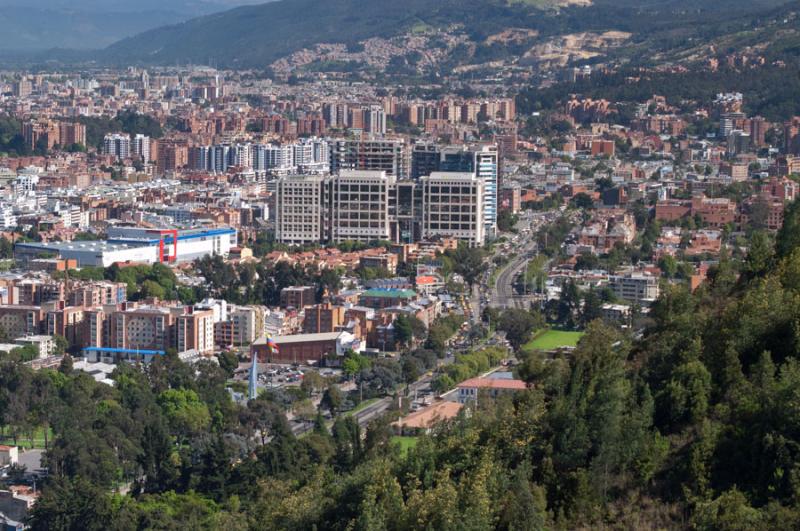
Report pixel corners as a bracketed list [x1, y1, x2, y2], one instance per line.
[392, 436, 418, 457]
[523, 330, 584, 352]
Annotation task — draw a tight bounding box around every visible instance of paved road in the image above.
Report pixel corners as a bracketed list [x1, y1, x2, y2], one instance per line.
[488, 212, 559, 310]
[491, 243, 537, 309]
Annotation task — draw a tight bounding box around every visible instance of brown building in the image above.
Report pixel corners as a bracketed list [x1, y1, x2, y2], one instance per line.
[591, 139, 616, 157]
[0, 306, 44, 338]
[59, 122, 87, 147]
[655, 200, 691, 222]
[691, 196, 736, 228]
[750, 116, 769, 147]
[108, 306, 177, 352]
[251, 331, 343, 364]
[156, 141, 188, 174]
[499, 186, 522, 213]
[45, 304, 87, 349]
[22, 121, 60, 151]
[303, 303, 346, 334]
[175, 308, 215, 354]
[280, 286, 316, 309]
[359, 254, 398, 275]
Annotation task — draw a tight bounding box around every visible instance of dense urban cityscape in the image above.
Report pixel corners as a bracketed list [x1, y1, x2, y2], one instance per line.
[0, 0, 799, 529]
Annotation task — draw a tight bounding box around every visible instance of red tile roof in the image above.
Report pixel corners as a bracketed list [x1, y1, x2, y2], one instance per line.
[457, 377, 527, 390]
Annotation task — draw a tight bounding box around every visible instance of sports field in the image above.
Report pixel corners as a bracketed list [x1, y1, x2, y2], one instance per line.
[523, 330, 584, 351]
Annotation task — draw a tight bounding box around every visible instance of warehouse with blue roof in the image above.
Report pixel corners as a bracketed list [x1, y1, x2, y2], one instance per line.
[14, 226, 238, 267]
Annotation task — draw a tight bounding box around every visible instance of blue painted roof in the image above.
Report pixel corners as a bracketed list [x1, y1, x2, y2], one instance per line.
[109, 227, 237, 246]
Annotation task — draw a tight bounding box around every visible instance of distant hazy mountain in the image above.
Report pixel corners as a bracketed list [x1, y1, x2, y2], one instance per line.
[0, 0, 273, 50]
[97, 0, 798, 69]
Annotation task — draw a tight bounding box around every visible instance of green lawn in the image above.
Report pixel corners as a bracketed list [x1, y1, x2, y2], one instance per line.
[392, 436, 418, 456]
[0, 426, 53, 449]
[523, 330, 584, 352]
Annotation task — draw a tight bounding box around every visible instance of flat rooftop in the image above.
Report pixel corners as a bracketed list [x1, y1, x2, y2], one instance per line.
[15, 240, 146, 252]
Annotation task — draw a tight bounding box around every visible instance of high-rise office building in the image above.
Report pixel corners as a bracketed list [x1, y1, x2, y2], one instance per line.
[253, 144, 294, 173]
[331, 170, 393, 243]
[420, 172, 485, 247]
[475, 145, 499, 236]
[190, 146, 212, 171]
[411, 142, 441, 180]
[210, 145, 231, 173]
[410, 143, 498, 235]
[275, 175, 331, 245]
[331, 138, 409, 179]
[230, 143, 252, 169]
[274, 169, 486, 247]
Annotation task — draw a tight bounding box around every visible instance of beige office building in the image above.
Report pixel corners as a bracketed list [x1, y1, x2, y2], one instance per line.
[331, 170, 394, 243]
[275, 175, 330, 245]
[420, 172, 485, 247]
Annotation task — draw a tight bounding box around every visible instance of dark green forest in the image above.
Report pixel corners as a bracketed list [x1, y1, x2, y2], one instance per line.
[78, 110, 163, 150]
[518, 62, 800, 122]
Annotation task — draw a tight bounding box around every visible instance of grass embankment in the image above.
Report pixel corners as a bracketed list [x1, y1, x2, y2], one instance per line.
[344, 398, 380, 418]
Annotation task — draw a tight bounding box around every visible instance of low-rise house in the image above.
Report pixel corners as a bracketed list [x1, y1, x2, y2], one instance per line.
[456, 377, 527, 404]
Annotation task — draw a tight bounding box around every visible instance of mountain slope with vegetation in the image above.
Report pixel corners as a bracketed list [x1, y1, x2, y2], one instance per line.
[99, 0, 795, 69]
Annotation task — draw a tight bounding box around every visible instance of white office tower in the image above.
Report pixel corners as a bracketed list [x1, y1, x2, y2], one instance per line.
[421, 172, 485, 247]
[231, 143, 253, 169]
[331, 170, 393, 243]
[293, 142, 314, 172]
[132, 134, 151, 163]
[275, 175, 330, 245]
[210, 145, 231, 173]
[103, 133, 131, 160]
[253, 144, 295, 174]
[252, 144, 268, 171]
[475, 145, 499, 237]
[311, 138, 330, 172]
[364, 105, 387, 134]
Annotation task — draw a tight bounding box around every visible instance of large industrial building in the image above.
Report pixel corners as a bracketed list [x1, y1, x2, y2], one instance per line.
[14, 226, 238, 267]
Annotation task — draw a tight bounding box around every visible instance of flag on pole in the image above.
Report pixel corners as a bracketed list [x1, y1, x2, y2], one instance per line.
[265, 334, 279, 354]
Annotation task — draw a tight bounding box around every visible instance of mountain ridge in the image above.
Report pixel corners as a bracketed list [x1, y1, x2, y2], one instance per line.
[97, 0, 800, 70]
